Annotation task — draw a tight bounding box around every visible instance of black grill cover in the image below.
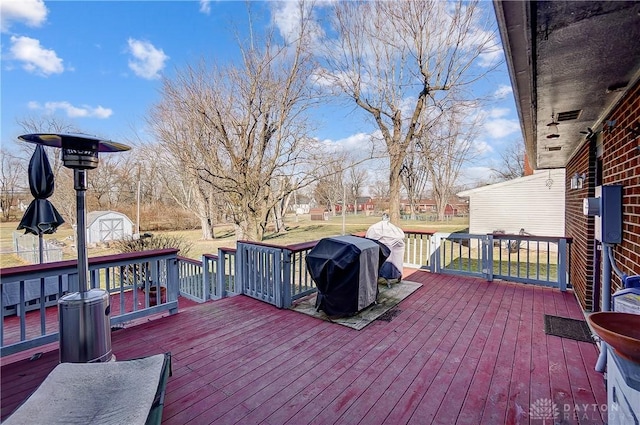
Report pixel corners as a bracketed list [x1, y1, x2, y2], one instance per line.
[306, 235, 389, 317]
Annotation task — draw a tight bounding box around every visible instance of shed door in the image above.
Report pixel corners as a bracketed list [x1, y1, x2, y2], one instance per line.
[99, 218, 124, 241]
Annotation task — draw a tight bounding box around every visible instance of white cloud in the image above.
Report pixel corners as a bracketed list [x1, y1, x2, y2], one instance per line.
[9, 35, 64, 76]
[474, 108, 521, 139]
[271, 1, 324, 47]
[28, 101, 113, 119]
[10, 36, 64, 76]
[484, 118, 521, 139]
[494, 84, 513, 99]
[488, 108, 510, 119]
[478, 44, 503, 68]
[319, 132, 372, 152]
[317, 131, 387, 165]
[1, 0, 47, 33]
[199, 0, 210, 15]
[473, 140, 494, 155]
[311, 67, 362, 95]
[127, 38, 169, 80]
[459, 166, 497, 187]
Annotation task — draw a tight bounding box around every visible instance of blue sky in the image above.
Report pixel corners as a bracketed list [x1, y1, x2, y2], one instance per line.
[1, 0, 522, 184]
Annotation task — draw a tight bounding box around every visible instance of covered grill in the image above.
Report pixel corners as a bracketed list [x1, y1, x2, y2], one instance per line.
[365, 216, 405, 284]
[306, 235, 389, 318]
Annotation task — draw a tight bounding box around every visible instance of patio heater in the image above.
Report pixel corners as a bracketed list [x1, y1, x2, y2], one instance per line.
[18, 134, 131, 363]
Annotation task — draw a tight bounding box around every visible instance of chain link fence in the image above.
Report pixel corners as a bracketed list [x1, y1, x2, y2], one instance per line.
[12, 231, 64, 264]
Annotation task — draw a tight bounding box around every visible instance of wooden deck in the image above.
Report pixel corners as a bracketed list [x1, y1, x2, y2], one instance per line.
[1, 270, 607, 424]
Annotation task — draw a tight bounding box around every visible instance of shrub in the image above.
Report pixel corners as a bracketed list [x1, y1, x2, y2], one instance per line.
[112, 233, 193, 257]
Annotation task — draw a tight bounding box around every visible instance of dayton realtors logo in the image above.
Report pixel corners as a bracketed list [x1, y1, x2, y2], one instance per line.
[529, 398, 559, 424]
[529, 398, 614, 423]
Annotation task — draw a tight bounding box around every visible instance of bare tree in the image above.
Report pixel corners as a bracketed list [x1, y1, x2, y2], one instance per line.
[0, 149, 27, 221]
[347, 167, 368, 214]
[270, 176, 294, 233]
[312, 164, 344, 216]
[16, 115, 81, 175]
[142, 134, 220, 239]
[86, 156, 123, 210]
[317, 0, 499, 225]
[149, 4, 340, 241]
[426, 105, 482, 221]
[401, 139, 430, 220]
[491, 139, 525, 181]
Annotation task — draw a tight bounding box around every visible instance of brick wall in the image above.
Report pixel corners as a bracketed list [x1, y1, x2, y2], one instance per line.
[601, 80, 640, 292]
[565, 138, 596, 311]
[565, 79, 640, 311]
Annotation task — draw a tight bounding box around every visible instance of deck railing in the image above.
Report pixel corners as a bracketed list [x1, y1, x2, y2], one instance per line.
[236, 241, 317, 308]
[202, 247, 238, 300]
[430, 232, 572, 290]
[2, 229, 574, 357]
[177, 256, 205, 302]
[1, 249, 179, 357]
[403, 230, 434, 269]
[283, 241, 318, 305]
[490, 233, 571, 289]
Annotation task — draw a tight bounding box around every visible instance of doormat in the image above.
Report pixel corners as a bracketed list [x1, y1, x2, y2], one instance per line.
[290, 280, 421, 330]
[543, 314, 593, 343]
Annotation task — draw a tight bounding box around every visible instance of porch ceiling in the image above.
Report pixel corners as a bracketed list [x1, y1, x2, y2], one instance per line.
[494, 1, 640, 170]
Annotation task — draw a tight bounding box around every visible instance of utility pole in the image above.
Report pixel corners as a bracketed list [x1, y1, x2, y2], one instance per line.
[342, 182, 346, 235]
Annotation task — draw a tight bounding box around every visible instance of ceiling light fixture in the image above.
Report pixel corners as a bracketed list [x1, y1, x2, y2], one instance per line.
[546, 114, 560, 139]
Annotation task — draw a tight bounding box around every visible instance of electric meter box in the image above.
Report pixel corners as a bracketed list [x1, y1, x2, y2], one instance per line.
[613, 287, 640, 315]
[601, 185, 622, 244]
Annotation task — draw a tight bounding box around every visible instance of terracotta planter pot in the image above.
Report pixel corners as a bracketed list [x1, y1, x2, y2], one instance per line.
[146, 286, 166, 306]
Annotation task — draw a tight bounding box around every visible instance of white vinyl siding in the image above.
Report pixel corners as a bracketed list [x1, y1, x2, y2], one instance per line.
[458, 169, 566, 236]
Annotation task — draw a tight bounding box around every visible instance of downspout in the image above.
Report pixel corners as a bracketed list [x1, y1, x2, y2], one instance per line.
[594, 244, 626, 372]
[594, 245, 611, 372]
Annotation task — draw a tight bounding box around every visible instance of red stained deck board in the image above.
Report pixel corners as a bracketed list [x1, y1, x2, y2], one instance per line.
[259, 323, 392, 425]
[274, 280, 459, 425]
[1, 271, 606, 425]
[402, 281, 490, 424]
[269, 307, 442, 425]
[478, 283, 521, 424]
[380, 278, 494, 425]
[218, 324, 355, 424]
[337, 281, 493, 425]
[280, 321, 408, 424]
[327, 277, 486, 425]
[431, 281, 506, 425]
[505, 285, 534, 425]
[456, 283, 514, 424]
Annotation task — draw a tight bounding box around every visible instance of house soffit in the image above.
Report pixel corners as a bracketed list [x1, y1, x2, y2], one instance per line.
[494, 1, 640, 170]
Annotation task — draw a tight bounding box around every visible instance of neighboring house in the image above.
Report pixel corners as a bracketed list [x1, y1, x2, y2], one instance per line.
[86, 211, 133, 244]
[457, 169, 565, 236]
[400, 198, 468, 217]
[334, 197, 375, 214]
[291, 203, 310, 215]
[495, 1, 640, 312]
[291, 194, 312, 214]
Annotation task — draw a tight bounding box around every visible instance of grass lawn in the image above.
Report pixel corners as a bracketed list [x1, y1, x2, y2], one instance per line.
[1, 214, 469, 269]
[443, 257, 559, 281]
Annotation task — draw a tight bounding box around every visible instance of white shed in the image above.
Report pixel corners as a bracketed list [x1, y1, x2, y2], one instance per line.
[457, 169, 566, 236]
[86, 211, 134, 244]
